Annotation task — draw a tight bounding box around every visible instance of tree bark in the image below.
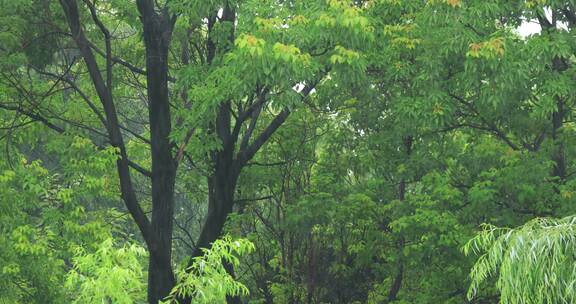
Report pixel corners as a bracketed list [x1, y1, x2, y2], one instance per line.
[388, 136, 412, 302]
[540, 12, 569, 185]
[551, 99, 566, 181]
[551, 56, 568, 183]
[135, 1, 177, 302]
[306, 233, 316, 304]
[193, 156, 239, 259]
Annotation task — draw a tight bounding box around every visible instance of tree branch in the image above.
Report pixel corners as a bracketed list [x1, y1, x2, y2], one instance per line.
[0, 102, 152, 177]
[89, 42, 177, 82]
[60, 0, 154, 250]
[83, 0, 112, 90]
[34, 68, 108, 127]
[448, 92, 520, 151]
[238, 95, 264, 153]
[236, 84, 316, 166]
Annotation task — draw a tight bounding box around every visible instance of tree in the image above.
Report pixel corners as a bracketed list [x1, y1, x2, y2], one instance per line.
[464, 216, 576, 304]
[0, 0, 372, 302]
[2, 0, 574, 303]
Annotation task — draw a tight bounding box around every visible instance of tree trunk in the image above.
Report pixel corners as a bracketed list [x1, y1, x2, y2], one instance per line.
[148, 255, 176, 304]
[306, 233, 316, 304]
[144, 41, 176, 304]
[388, 263, 403, 302]
[180, 148, 239, 304]
[388, 136, 412, 302]
[190, 2, 238, 261]
[551, 101, 566, 181]
[541, 14, 569, 186]
[185, 100, 241, 304]
[136, 2, 177, 303]
[192, 150, 239, 259]
[551, 56, 567, 183]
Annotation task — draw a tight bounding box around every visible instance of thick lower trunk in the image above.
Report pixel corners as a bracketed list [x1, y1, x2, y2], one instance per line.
[306, 234, 316, 304]
[224, 261, 241, 304]
[148, 170, 176, 304]
[193, 164, 238, 258]
[192, 98, 238, 258]
[148, 255, 176, 304]
[192, 198, 234, 258]
[388, 263, 403, 302]
[179, 162, 239, 304]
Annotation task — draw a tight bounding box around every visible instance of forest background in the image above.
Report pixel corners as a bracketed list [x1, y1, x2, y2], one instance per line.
[0, 0, 575, 303]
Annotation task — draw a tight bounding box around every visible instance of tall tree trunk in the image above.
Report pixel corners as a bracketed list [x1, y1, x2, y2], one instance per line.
[144, 35, 176, 304]
[306, 233, 316, 304]
[136, 2, 177, 303]
[551, 56, 568, 183]
[539, 12, 569, 187]
[388, 136, 412, 302]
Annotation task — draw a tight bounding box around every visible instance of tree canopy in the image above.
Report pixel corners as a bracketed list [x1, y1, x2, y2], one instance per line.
[0, 0, 575, 303]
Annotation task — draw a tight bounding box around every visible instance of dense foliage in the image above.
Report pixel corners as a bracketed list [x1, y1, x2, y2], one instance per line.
[0, 0, 575, 303]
